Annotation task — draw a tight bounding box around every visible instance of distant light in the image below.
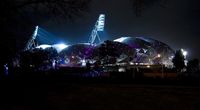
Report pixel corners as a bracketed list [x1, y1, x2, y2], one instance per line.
[97, 14, 105, 31]
[184, 60, 188, 66]
[118, 68, 126, 72]
[183, 51, 187, 56]
[81, 59, 86, 67]
[140, 63, 144, 65]
[130, 62, 134, 65]
[181, 49, 188, 57]
[157, 54, 161, 58]
[169, 55, 174, 60]
[146, 65, 151, 68]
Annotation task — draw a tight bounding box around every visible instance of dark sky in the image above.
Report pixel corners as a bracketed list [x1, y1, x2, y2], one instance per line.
[38, 0, 200, 58]
[35, 0, 200, 59]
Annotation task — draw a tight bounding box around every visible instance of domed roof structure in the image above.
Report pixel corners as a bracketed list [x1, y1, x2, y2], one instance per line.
[91, 40, 135, 63]
[114, 37, 151, 48]
[36, 44, 69, 53]
[59, 43, 95, 59]
[34, 37, 175, 66]
[114, 37, 175, 65]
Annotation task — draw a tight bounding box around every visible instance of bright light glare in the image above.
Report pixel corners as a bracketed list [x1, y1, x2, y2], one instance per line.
[53, 44, 68, 53]
[81, 59, 86, 67]
[169, 55, 174, 60]
[181, 49, 188, 57]
[57, 44, 68, 50]
[146, 65, 151, 68]
[114, 37, 127, 42]
[129, 62, 134, 65]
[33, 26, 39, 39]
[97, 14, 105, 31]
[157, 54, 161, 58]
[183, 51, 187, 56]
[118, 68, 126, 72]
[36, 44, 51, 49]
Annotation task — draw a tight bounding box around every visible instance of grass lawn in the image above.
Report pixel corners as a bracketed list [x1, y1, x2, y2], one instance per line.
[1, 82, 200, 110]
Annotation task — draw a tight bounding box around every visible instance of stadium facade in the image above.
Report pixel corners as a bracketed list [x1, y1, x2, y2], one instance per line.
[24, 14, 175, 68]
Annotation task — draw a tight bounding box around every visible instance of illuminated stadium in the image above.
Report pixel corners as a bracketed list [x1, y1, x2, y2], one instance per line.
[23, 14, 175, 67]
[114, 37, 175, 66]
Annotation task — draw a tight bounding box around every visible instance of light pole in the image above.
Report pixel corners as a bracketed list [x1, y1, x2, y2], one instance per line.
[156, 54, 164, 78]
[161, 63, 164, 78]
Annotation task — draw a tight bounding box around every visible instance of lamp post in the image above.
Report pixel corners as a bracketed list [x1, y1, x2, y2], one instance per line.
[156, 54, 164, 78]
[161, 63, 164, 78]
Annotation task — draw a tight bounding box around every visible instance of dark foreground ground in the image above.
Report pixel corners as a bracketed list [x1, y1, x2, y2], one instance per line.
[0, 79, 200, 110]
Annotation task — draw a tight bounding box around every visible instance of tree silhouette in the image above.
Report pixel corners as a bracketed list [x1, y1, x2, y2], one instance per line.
[98, 40, 119, 64]
[172, 49, 185, 73]
[96, 40, 135, 64]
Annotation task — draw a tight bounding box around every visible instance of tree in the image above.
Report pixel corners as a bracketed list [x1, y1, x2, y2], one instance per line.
[95, 40, 135, 64]
[172, 49, 185, 73]
[98, 40, 119, 64]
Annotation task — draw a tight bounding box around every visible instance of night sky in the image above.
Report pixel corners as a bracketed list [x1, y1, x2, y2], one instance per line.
[1, 0, 200, 60]
[39, 0, 200, 60]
